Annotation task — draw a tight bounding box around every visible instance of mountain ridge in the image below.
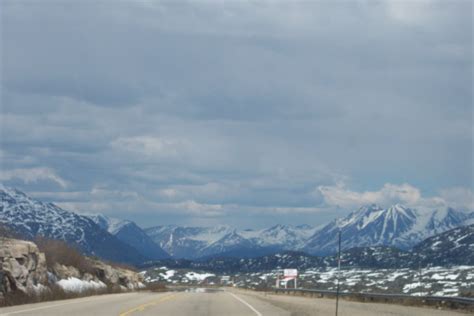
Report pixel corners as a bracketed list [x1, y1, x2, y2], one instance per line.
[145, 204, 472, 258]
[2, 186, 472, 263]
[0, 186, 147, 265]
[87, 213, 170, 260]
[141, 223, 474, 273]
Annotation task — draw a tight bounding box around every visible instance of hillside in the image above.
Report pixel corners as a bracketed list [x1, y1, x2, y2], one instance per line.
[0, 186, 146, 265]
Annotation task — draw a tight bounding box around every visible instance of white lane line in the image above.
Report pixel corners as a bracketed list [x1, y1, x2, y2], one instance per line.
[0, 293, 132, 316]
[227, 292, 263, 316]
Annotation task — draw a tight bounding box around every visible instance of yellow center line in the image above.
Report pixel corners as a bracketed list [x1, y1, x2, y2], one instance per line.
[119, 293, 178, 316]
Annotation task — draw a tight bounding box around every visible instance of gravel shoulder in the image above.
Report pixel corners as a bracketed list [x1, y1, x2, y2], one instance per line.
[231, 289, 469, 316]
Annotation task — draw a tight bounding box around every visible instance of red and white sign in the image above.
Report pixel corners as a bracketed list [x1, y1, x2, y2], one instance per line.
[283, 269, 298, 277]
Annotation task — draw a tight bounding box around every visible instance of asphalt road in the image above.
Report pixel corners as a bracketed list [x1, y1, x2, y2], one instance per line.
[0, 288, 467, 316]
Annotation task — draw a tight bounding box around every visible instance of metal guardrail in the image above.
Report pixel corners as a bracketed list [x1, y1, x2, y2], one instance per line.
[272, 288, 474, 309]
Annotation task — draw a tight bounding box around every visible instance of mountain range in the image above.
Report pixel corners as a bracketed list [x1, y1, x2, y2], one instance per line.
[0, 186, 166, 264]
[144, 224, 318, 259]
[145, 204, 473, 258]
[1, 186, 473, 265]
[142, 224, 474, 273]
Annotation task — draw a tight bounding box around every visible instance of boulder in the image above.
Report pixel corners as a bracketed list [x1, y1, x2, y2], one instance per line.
[51, 263, 81, 280]
[0, 238, 47, 295]
[91, 260, 144, 290]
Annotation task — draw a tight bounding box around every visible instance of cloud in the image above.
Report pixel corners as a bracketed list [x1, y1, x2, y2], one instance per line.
[109, 136, 188, 159]
[385, 0, 435, 25]
[0, 168, 68, 188]
[439, 187, 474, 211]
[317, 182, 473, 211]
[0, 0, 471, 227]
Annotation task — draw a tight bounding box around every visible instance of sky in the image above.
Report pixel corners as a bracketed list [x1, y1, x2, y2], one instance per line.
[0, 0, 472, 229]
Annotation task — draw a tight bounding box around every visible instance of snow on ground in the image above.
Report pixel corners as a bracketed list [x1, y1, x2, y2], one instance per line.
[143, 265, 473, 297]
[56, 277, 106, 293]
[185, 272, 215, 281]
[143, 267, 215, 284]
[160, 270, 176, 280]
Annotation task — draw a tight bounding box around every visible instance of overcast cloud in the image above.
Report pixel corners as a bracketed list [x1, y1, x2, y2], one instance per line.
[0, 0, 472, 228]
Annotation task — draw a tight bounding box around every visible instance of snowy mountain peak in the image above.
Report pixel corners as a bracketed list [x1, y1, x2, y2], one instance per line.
[303, 203, 472, 255]
[86, 213, 131, 235]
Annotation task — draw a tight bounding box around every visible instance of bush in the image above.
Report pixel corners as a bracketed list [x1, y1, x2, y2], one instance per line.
[0, 284, 112, 307]
[103, 260, 138, 272]
[145, 282, 167, 292]
[34, 237, 94, 274]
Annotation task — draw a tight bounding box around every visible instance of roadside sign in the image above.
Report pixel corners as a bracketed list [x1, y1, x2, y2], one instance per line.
[283, 269, 298, 277]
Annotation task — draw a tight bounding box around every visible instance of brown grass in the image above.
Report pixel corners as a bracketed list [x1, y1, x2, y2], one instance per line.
[102, 260, 138, 272]
[34, 237, 95, 274]
[145, 282, 167, 292]
[0, 284, 116, 307]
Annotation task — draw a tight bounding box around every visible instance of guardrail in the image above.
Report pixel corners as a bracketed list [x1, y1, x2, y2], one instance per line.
[272, 288, 474, 311]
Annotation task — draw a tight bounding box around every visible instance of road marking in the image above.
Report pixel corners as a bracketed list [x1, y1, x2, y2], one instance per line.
[0, 293, 132, 316]
[119, 294, 176, 316]
[227, 292, 263, 316]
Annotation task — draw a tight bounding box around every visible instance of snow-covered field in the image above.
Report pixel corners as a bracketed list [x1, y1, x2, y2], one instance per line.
[141, 267, 217, 285]
[292, 265, 473, 296]
[142, 265, 473, 297]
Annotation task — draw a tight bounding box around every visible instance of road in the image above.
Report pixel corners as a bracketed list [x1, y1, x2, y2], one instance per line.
[0, 288, 467, 316]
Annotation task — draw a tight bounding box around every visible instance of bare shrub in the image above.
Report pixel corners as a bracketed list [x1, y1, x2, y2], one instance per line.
[102, 260, 138, 272]
[145, 282, 167, 292]
[1, 290, 29, 307]
[0, 283, 121, 307]
[34, 237, 94, 274]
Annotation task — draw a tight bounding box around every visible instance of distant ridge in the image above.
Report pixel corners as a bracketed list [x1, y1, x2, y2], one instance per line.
[141, 224, 474, 273]
[87, 213, 170, 260]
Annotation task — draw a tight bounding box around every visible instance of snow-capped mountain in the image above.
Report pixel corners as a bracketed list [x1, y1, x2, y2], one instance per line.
[303, 204, 472, 255]
[413, 223, 474, 266]
[87, 214, 169, 260]
[199, 230, 271, 258]
[144, 224, 474, 273]
[87, 213, 130, 235]
[3, 185, 471, 263]
[241, 224, 319, 249]
[0, 186, 146, 264]
[146, 205, 472, 259]
[145, 225, 235, 259]
[145, 224, 318, 259]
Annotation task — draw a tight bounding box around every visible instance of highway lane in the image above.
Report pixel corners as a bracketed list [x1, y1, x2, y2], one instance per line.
[0, 289, 289, 316]
[0, 288, 467, 316]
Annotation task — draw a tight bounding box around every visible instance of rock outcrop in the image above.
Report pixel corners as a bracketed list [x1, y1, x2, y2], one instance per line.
[1, 237, 144, 303]
[91, 260, 144, 290]
[50, 260, 144, 291]
[0, 238, 47, 296]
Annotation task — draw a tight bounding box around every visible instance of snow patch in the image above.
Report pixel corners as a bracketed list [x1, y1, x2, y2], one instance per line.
[56, 277, 106, 293]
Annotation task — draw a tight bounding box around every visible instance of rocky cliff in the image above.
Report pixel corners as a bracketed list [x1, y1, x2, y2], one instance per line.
[0, 238, 47, 295]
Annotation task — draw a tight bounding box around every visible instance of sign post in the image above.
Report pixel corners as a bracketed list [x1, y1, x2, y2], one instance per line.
[335, 230, 341, 316]
[283, 269, 298, 289]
